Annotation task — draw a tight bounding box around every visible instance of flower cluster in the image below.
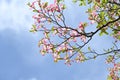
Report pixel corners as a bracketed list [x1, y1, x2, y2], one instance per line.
[108, 62, 120, 80]
[28, 0, 120, 66]
[75, 52, 85, 63]
[28, 0, 66, 30]
[28, 0, 94, 65]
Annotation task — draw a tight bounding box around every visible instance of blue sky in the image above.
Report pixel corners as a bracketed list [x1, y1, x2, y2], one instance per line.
[0, 0, 114, 80]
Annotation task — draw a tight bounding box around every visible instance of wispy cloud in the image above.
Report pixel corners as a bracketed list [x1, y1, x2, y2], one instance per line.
[0, 0, 49, 65]
[0, 0, 33, 32]
[0, 0, 87, 32]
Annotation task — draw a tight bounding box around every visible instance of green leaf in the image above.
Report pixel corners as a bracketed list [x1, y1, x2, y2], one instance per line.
[29, 24, 37, 32]
[103, 30, 109, 35]
[102, 0, 108, 3]
[79, 1, 86, 6]
[57, 0, 63, 3]
[27, 2, 31, 6]
[32, 24, 36, 29]
[33, 10, 38, 12]
[29, 29, 34, 32]
[61, 4, 66, 9]
[99, 29, 108, 36]
[99, 31, 104, 36]
[72, 0, 77, 3]
[61, 49, 66, 53]
[88, 47, 91, 51]
[43, 2, 48, 8]
[96, 23, 102, 28]
[88, 0, 92, 4]
[118, 35, 120, 40]
[100, 12, 105, 19]
[107, 76, 112, 80]
[51, 26, 55, 32]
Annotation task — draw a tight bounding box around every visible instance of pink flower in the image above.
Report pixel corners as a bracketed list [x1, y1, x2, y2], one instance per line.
[43, 45, 47, 50]
[42, 38, 48, 44]
[47, 44, 53, 49]
[37, 25, 42, 29]
[90, 20, 95, 24]
[31, 1, 37, 8]
[32, 15, 39, 19]
[73, 37, 77, 42]
[57, 46, 63, 52]
[70, 30, 78, 36]
[69, 50, 73, 54]
[80, 35, 86, 42]
[94, 5, 99, 10]
[118, 31, 120, 35]
[41, 18, 46, 21]
[53, 53, 60, 62]
[54, 0, 57, 4]
[46, 3, 60, 12]
[91, 10, 97, 17]
[78, 22, 84, 31]
[60, 4, 64, 10]
[40, 50, 45, 56]
[38, 10, 41, 13]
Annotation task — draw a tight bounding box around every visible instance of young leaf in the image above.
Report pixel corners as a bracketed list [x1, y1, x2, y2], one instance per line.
[107, 76, 112, 80]
[88, 47, 91, 51]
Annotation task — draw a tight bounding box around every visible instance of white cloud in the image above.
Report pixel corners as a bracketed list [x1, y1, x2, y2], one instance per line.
[0, 0, 84, 32]
[0, 0, 33, 32]
[0, 0, 50, 65]
[0, 0, 85, 33]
